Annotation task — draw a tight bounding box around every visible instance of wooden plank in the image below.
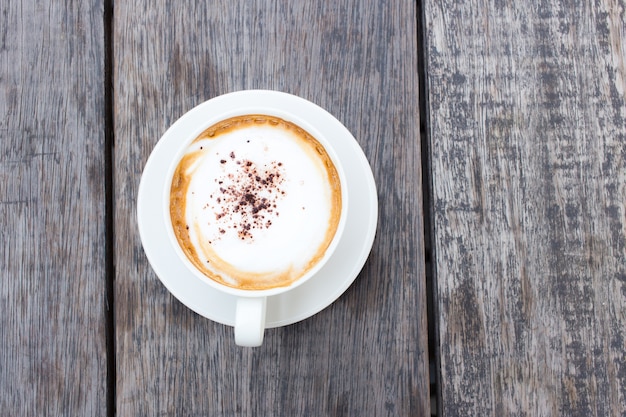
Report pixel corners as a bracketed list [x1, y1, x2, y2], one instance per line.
[0, 0, 108, 415]
[424, 0, 626, 415]
[114, 0, 429, 415]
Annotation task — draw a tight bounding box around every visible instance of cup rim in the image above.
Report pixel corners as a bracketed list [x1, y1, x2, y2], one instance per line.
[161, 91, 350, 298]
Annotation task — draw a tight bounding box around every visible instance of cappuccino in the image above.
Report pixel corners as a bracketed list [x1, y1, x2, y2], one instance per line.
[169, 115, 342, 291]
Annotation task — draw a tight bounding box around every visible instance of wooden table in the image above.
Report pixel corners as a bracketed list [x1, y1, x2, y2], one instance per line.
[1, 0, 624, 416]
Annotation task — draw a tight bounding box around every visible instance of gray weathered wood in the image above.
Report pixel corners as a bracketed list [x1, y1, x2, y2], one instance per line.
[0, 0, 108, 415]
[114, 0, 429, 415]
[424, 0, 626, 415]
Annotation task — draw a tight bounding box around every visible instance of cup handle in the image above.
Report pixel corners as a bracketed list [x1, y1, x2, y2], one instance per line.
[235, 297, 267, 347]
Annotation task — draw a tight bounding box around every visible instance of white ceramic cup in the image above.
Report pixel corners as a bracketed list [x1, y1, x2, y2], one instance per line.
[161, 92, 349, 347]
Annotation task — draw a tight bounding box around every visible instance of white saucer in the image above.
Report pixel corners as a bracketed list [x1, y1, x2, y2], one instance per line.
[137, 90, 378, 328]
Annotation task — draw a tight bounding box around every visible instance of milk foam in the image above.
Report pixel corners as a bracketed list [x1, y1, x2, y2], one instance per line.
[171, 116, 342, 290]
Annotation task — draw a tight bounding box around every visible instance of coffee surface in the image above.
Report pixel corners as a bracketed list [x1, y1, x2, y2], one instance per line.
[169, 115, 342, 291]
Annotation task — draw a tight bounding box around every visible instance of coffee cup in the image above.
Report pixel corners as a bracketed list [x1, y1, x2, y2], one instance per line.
[163, 110, 348, 346]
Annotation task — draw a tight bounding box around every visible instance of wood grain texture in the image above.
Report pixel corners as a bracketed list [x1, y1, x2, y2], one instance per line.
[0, 0, 108, 415]
[114, 0, 429, 415]
[424, 0, 626, 415]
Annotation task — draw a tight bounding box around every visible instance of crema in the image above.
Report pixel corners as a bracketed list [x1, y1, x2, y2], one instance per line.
[169, 115, 342, 291]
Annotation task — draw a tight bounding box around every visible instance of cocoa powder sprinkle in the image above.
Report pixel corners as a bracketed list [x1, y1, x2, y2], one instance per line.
[206, 155, 286, 241]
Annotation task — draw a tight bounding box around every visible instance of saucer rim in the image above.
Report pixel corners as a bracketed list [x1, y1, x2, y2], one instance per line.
[137, 90, 378, 328]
